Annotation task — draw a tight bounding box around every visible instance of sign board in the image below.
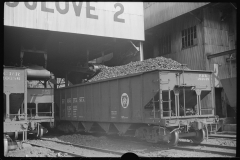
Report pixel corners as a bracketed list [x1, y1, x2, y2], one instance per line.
[4, 2, 144, 40]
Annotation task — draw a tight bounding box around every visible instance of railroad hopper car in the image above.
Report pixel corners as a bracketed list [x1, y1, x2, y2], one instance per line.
[4, 66, 54, 155]
[55, 69, 219, 145]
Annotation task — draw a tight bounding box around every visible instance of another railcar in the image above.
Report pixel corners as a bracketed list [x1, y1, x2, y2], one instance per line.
[3, 66, 54, 155]
[55, 69, 218, 145]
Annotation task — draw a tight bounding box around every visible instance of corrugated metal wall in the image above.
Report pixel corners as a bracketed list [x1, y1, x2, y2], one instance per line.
[203, 7, 236, 79]
[144, 2, 209, 30]
[157, 10, 205, 70]
[146, 4, 236, 111]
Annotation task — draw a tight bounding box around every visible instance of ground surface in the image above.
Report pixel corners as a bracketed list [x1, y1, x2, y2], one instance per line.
[6, 133, 236, 157]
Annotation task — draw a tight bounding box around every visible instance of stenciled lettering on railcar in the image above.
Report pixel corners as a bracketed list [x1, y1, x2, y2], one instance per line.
[72, 105, 77, 117]
[42, 89, 51, 95]
[121, 93, 129, 108]
[3, 71, 21, 81]
[73, 98, 78, 103]
[79, 97, 85, 102]
[198, 74, 209, 81]
[121, 116, 128, 119]
[67, 105, 71, 117]
[67, 98, 72, 103]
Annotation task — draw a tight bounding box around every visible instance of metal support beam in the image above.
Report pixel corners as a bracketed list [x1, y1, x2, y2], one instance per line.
[65, 74, 68, 87]
[102, 52, 105, 64]
[21, 49, 47, 54]
[207, 49, 236, 59]
[189, 11, 202, 23]
[140, 41, 144, 61]
[230, 3, 237, 9]
[86, 50, 89, 66]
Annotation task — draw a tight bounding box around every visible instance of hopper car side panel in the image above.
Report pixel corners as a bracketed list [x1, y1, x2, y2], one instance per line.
[77, 85, 85, 120]
[143, 71, 160, 123]
[66, 88, 72, 120]
[110, 80, 119, 122]
[100, 82, 110, 121]
[71, 87, 78, 121]
[130, 76, 142, 122]
[56, 69, 215, 124]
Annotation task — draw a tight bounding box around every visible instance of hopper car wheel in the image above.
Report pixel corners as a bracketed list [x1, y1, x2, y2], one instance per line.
[191, 129, 206, 144]
[4, 135, 9, 157]
[15, 132, 18, 140]
[168, 130, 179, 146]
[36, 125, 44, 139]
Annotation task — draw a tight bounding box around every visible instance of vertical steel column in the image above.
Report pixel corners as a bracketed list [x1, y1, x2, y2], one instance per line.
[159, 73, 163, 118]
[36, 103, 38, 117]
[6, 93, 10, 120]
[160, 89, 163, 118]
[86, 50, 89, 67]
[20, 51, 24, 67]
[52, 102, 54, 118]
[44, 53, 47, 69]
[168, 88, 171, 117]
[65, 74, 68, 87]
[102, 52, 105, 65]
[211, 74, 215, 116]
[229, 54, 233, 78]
[140, 41, 144, 61]
[52, 89, 54, 118]
[24, 70, 27, 121]
[174, 89, 179, 117]
[153, 95, 156, 120]
[181, 65, 186, 117]
[195, 89, 202, 115]
[60, 90, 62, 119]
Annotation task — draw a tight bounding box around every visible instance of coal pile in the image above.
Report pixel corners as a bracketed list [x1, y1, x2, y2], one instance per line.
[88, 57, 190, 82]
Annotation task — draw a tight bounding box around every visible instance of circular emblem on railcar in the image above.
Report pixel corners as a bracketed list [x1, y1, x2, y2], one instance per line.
[121, 93, 129, 108]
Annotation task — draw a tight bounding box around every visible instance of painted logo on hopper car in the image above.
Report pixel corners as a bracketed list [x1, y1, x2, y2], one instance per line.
[121, 93, 129, 108]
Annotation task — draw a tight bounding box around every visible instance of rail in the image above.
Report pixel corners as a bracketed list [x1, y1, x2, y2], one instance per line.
[40, 138, 127, 156]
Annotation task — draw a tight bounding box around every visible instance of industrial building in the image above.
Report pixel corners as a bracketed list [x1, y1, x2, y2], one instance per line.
[4, 2, 236, 136]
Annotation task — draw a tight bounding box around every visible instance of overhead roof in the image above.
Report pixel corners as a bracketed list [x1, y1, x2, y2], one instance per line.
[144, 2, 209, 30]
[4, 26, 130, 78]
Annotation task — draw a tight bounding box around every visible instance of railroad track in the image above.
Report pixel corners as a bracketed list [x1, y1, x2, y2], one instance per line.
[27, 138, 129, 157]
[178, 141, 236, 150]
[173, 143, 236, 157]
[23, 141, 80, 157]
[104, 134, 236, 157]
[43, 132, 236, 157]
[208, 134, 236, 139]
